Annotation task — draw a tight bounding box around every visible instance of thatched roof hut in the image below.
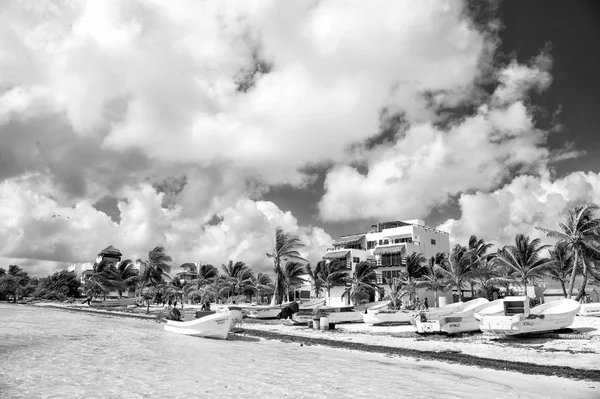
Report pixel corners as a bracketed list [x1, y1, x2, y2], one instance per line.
[97, 245, 122, 258]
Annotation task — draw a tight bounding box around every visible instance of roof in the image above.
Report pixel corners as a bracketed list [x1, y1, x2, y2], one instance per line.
[97, 245, 122, 257]
[373, 244, 406, 255]
[333, 233, 365, 246]
[323, 250, 350, 259]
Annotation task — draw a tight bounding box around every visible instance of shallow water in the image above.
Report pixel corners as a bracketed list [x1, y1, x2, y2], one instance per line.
[0, 304, 597, 399]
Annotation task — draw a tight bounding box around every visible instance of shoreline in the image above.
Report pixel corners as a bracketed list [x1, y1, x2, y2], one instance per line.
[21, 302, 600, 382]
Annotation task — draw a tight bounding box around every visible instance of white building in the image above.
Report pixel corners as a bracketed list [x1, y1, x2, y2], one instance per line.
[321, 219, 451, 307]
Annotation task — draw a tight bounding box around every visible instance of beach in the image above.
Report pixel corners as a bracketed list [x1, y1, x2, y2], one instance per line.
[1, 303, 599, 398]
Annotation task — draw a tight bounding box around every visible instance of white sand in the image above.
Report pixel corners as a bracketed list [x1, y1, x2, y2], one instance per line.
[241, 316, 600, 371]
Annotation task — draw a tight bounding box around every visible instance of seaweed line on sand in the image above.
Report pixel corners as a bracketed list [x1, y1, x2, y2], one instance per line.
[239, 328, 600, 383]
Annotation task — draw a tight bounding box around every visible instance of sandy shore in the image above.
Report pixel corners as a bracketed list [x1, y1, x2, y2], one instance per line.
[23, 301, 600, 382]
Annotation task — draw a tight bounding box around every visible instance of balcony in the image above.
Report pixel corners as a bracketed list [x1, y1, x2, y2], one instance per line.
[372, 258, 406, 268]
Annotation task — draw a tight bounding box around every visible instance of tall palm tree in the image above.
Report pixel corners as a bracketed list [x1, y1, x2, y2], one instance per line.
[466, 235, 494, 297]
[248, 272, 273, 303]
[137, 246, 173, 289]
[197, 264, 219, 287]
[305, 261, 324, 298]
[317, 259, 350, 306]
[166, 278, 187, 306]
[266, 227, 306, 305]
[436, 244, 477, 302]
[536, 203, 600, 299]
[384, 277, 404, 309]
[547, 241, 574, 298]
[493, 234, 554, 295]
[421, 253, 450, 307]
[221, 261, 252, 299]
[282, 261, 306, 302]
[397, 252, 428, 308]
[343, 261, 381, 305]
[115, 259, 139, 298]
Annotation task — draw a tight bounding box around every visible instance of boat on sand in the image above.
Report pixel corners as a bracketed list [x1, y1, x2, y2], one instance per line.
[578, 303, 600, 317]
[292, 304, 364, 325]
[413, 298, 491, 334]
[164, 308, 243, 340]
[476, 297, 580, 336]
[362, 301, 415, 326]
[89, 298, 138, 308]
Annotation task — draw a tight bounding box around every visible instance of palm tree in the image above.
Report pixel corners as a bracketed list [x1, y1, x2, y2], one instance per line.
[421, 253, 450, 307]
[248, 272, 273, 304]
[316, 259, 350, 306]
[166, 278, 187, 306]
[547, 241, 574, 298]
[436, 244, 478, 302]
[384, 277, 404, 309]
[221, 261, 252, 299]
[471, 256, 508, 300]
[136, 246, 173, 313]
[266, 227, 306, 305]
[115, 259, 139, 298]
[305, 261, 324, 298]
[282, 262, 306, 302]
[397, 252, 428, 308]
[466, 235, 494, 297]
[343, 261, 381, 305]
[536, 203, 600, 299]
[493, 234, 554, 295]
[197, 264, 219, 287]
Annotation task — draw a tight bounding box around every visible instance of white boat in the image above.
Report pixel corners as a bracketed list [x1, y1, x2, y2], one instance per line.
[245, 303, 291, 319]
[362, 302, 416, 326]
[578, 303, 600, 317]
[164, 309, 242, 339]
[414, 298, 491, 334]
[292, 305, 363, 325]
[89, 298, 138, 308]
[477, 297, 581, 336]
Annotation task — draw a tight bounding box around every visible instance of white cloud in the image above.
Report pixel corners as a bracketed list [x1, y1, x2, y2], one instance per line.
[438, 171, 600, 249]
[0, 174, 331, 276]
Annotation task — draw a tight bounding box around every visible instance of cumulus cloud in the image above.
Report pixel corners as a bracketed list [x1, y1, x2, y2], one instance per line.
[0, 174, 332, 276]
[438, 170, 600, 248]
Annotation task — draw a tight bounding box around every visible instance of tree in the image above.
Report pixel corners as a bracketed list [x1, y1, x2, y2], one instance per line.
[282, 261, 306, 302]
[436, 244, 478, 302]
[0, 265, 30, 303]
[247, 272, 273, 303]
[115, 259, 139, 298]
[547, 241, 574, 298]
[466, 235, 494, 297]
[305, 262, 324, 298]
[197, 264, 219, 287]
[342, 261, 380, 305]
[34, 270, 81, 300]
[536, 203, 600, 299]
[493, 234, 554, 295]
[396, 252, 428, 308]
[166, 278, 187, 306]
[421, 253, 450, 307]
[266, 227, 306, 305]
[221, 261, 252, 299]
[137, 246, 173, 313]
[316, 259, 350, 306]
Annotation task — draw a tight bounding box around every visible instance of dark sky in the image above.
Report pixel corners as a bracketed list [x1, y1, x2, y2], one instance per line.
[262, 0, 600, 239]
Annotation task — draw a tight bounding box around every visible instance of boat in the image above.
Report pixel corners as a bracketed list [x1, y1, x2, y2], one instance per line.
[292, 304, 363, 325]
[245, 303, 292, 319]
[578, 303, 600, 317]
[89, 298, 139, 308]
[476, 296, 581, 336]
[413, 298, 504, 334]
[163, 308, 243, 340]
[362, 302, 416, 326]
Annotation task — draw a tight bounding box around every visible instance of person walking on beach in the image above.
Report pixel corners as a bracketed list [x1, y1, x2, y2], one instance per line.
[424, 298, 429, 310]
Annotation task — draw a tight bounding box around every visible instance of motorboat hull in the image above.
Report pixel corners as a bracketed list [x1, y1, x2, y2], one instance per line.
[414, 298, 492, 334]
[478, 299, 580, 336]
[363, 310, 414, 326]
[292, 306, 363, 325]
[89, 298, 138, 308]
[578, 303, 600, 317]
[164, 310, 241, 339]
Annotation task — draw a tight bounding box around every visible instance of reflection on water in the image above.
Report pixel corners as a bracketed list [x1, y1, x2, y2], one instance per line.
[0, 304, 596, 399]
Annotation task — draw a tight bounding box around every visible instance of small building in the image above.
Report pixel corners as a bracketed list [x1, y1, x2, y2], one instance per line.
[95, 245, 123, 267]
[321, 219, 451, 307]
[176, 263, 199, 283]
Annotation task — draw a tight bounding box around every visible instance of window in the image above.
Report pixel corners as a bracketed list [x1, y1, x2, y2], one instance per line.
[378, 239, 383, 245]
[431, 239, 436, 245]
[353, 257, 360, 263]
[383, 239, 389, 245]
[367, 241, 376, 249]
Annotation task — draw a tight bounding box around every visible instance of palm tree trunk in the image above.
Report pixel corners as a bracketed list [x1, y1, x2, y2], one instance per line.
[270, 278, 279, 306]
[434, 290, 439, 307]
[522, 278, 528, 297]
[575, 257, 588, 301]
[326, 286, 331, 306]
[566, 250, 579, 298]
[560, 281, 567, 298]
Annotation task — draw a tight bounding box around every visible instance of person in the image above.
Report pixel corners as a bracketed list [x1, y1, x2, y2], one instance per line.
[424, 297, 429, 310]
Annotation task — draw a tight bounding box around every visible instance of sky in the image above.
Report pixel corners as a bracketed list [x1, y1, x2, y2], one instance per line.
[1, 0, 600, 277]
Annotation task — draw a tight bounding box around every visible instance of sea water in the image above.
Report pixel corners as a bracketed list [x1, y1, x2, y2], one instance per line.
[0, 304, 597, 399]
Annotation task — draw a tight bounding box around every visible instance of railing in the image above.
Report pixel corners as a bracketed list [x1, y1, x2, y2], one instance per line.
[373, 259, 406, 268]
